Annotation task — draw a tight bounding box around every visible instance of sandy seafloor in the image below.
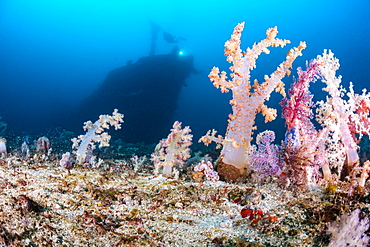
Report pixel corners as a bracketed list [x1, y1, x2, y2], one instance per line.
[0, 134, 369, 247]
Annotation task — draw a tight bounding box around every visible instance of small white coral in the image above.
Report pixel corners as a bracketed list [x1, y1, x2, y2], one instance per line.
[328, 209, 369, 247]
[0, 137, 6, 156]
[71, 109, 124, 164]
[60, 152, 73, 172]
[151, 121, 192, 177]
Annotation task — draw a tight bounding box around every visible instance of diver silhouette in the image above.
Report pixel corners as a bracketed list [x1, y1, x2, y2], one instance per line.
[163, 31, 186, 43]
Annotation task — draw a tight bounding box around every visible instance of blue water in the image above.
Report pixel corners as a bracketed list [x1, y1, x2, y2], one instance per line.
[1, 0, 369, 143]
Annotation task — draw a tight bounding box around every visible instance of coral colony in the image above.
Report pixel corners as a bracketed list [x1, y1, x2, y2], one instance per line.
[151, 121, 192, 177]
[71, 109, 124, 164]
[1, 23, 370, 246]
[199, 22, 370, 191]
[200, 22, 306, 181]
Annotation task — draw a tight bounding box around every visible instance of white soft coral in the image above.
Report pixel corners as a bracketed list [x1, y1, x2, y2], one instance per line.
[151, 121, 192, 177]
[71, 109, 124, 164]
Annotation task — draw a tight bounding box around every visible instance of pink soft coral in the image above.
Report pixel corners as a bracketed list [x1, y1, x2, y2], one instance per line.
[151, 121, 192, 177]
[280, 59, 320, 132]
[280, 59, 329, 187]
[194, 160, 219, 182]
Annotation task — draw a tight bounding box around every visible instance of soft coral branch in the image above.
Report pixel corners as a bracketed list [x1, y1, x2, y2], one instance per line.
[280, 59, 320, 132]
[316, 50, 361, 171]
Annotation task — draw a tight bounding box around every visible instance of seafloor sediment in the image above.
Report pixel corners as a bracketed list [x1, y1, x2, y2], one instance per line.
[0, 151, 368, 246]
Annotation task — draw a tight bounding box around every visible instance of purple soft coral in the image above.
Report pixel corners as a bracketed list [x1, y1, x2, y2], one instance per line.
[249, 130, 284, 178]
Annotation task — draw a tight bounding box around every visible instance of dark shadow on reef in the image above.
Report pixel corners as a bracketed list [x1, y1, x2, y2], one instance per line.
[67, 51, 195, 144]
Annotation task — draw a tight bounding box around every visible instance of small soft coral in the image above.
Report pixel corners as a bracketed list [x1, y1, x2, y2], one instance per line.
[249, 130, 284, 178]
[71, 109, 124, 164]
[151, 121, 192, 177]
